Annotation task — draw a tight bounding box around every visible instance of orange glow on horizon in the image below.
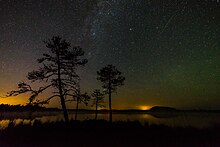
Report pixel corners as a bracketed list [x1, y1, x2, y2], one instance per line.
[139, 105, 152, 110]
[0, 94, 27, 105]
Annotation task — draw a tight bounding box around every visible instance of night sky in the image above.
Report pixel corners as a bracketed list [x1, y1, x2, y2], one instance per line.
[0, 0, 220, 110]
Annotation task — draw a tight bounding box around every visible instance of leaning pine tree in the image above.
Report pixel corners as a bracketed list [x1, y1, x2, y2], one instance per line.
[97, 65, 125, 122]
[7, 36, 87, 123]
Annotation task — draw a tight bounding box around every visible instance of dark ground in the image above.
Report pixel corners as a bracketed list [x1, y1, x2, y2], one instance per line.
[0, 120, 219, 147]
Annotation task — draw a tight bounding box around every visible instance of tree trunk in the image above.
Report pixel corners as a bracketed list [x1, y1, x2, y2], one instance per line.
[95, 98, 98, 120]
[60, 92, 69, 123]
[57, 52, 69, 123]
[108, 74, 112, 123]
[109, 88, 112, 123]
[75, 97, 79, 120]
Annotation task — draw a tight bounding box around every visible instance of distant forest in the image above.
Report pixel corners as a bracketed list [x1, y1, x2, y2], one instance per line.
[0, 104, 59, 112]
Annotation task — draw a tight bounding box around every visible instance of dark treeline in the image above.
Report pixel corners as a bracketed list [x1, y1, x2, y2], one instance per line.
[0, 104, 59, 112]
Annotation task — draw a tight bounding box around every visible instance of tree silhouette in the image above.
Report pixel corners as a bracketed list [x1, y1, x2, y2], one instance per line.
[6, 82, 52, 106]
[91, 89, 105, 120]
[7, 36, 87, 123]
[97, 65, 125, 122]
[72, 83, 90, 120]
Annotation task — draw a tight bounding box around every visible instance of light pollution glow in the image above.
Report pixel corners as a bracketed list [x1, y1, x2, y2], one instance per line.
[139, 105, 152, 110]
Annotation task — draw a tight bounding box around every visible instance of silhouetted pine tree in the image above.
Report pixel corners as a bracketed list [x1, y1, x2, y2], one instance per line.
[91, 89, 105, 120]
[7, 36, 87, 123]
[72, 82, 90, 120]
[97, 65, 125, 122]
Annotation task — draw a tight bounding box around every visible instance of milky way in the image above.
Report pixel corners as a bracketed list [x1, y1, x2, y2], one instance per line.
[0, 0, 219, 109]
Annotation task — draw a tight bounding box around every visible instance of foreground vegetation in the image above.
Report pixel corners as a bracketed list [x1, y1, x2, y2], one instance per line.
[0, 120, 219, 147]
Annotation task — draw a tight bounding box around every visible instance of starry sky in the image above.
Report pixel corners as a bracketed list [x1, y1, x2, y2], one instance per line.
[0, 0, 220, 110]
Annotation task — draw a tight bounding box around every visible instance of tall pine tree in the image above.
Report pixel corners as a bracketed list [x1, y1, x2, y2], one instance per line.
[7, 36, 87, 123]
[97, 65, 125, 122]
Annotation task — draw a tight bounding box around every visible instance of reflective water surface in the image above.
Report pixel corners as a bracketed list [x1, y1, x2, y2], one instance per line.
[0, 111, 220, 129]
